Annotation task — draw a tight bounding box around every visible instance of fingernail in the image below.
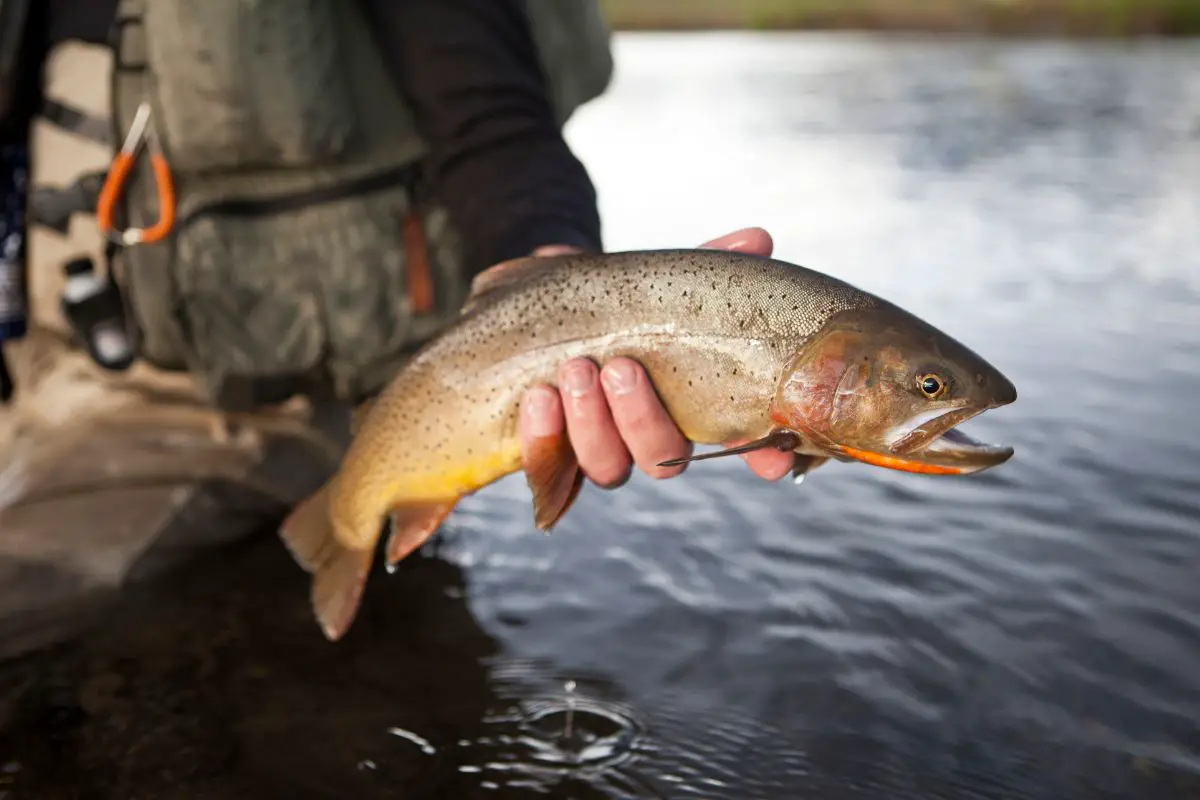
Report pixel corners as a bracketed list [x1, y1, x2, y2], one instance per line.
[601, 361, 637, 396]
[523, 387, 558, 437]
[561, 362, 596, 398]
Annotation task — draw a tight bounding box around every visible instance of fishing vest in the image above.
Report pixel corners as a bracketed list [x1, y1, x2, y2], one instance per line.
[31, 0, 613, 409]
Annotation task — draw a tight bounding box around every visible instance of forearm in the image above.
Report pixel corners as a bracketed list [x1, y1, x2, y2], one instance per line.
[361, 0, 603, 276]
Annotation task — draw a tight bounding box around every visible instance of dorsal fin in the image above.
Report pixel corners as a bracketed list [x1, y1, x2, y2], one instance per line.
[461, 256, 551, 314]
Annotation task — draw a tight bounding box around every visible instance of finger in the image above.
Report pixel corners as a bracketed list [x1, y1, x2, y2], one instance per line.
[470, 256, 535, 296]
[531, 244, 585, 257]
[742, 447, 796, 482]
[520, 382, 565, 446]
[558, 358, 633, 488]
[600, 358, 692, 480]
[699, 227, 774, 257]
[472, 246, 584, 295]
[719, 436, 796, 482]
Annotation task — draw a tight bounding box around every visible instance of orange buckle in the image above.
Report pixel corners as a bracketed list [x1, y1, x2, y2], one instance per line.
[96, 102, 176, 246]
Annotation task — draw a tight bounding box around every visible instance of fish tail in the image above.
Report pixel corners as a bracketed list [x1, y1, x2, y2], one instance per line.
[280, 479, 375, 641]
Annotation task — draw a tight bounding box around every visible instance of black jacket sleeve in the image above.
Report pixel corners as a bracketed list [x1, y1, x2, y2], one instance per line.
[360, 0, 604, 276]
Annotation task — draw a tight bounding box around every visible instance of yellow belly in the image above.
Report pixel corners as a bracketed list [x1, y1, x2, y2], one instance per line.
[381, 437, 524, 507]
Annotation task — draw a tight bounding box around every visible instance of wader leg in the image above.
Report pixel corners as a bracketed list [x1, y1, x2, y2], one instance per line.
[0, 329, 351, 662]
[0, 43, 350, 662]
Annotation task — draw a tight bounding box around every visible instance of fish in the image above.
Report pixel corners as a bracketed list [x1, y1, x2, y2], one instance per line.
[279, 249, 1018, 640]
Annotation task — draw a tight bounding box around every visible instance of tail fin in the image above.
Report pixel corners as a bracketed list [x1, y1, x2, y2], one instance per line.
[280, 480, 375, 641]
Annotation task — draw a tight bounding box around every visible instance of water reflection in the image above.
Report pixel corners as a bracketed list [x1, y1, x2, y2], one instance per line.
[0, 541, 493, 797]
[0, 539, 659, 798]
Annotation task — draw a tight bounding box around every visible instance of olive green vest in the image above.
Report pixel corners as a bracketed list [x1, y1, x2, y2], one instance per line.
[101, 0, 612, 408]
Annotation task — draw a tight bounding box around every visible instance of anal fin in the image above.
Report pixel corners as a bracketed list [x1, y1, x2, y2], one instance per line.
[386, 501, 458, 570]
[523, 431, 584, 531]
[312, 546, 374, 642]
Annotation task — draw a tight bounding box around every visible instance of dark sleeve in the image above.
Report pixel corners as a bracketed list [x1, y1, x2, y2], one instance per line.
[44, 0, 118, 46]
[360, 0, 603, 277]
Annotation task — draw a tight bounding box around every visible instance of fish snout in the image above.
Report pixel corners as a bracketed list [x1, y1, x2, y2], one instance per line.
[982, 368, 1018, 408]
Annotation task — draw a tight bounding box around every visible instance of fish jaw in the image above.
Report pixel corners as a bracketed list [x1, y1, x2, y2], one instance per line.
[774, 400, 1014, 476]
[828, 421, 1015, 475]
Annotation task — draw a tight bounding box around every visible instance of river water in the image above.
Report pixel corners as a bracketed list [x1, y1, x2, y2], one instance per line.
[2, 33, 1199, 799]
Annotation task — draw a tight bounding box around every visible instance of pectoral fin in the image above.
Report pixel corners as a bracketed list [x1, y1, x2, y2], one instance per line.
[790, 454, 830, 485]
[386, 501, 458, 570]
[657, 430, 802, 468]
[523, 430, 584, 531]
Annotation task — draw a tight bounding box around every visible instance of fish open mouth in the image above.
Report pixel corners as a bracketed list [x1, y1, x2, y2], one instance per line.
[832, 409, 1015, 476]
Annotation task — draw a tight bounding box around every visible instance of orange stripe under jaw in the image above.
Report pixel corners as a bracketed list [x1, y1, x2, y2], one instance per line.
[834, 444, 966, 476]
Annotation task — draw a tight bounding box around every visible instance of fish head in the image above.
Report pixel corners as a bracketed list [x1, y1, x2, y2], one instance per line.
[772, 306, 1017, 475]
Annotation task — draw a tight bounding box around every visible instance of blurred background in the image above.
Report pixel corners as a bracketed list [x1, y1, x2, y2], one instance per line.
[600, 0, 1200, 36]
[1, 2, 1198, 799]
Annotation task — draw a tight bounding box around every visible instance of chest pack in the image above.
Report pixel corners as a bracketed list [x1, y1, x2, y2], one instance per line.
[36, 0, 612, 408]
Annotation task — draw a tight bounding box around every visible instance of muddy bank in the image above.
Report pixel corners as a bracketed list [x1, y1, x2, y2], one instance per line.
[600, 0, 1200, 37]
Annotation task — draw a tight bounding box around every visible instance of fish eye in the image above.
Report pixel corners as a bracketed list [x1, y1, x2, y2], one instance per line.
[918, 373, 948, 399]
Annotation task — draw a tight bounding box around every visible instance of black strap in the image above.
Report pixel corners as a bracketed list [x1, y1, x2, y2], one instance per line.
[28, 169, 106, 234]
[28, 95, 112, 236]
[175, 162, 419, 233]
[38, 97, 111, 146]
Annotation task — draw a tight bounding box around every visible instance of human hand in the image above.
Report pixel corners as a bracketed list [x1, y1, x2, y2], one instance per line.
[513, 228, 797, 488]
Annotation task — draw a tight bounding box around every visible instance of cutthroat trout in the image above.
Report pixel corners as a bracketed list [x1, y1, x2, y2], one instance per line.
[281, 250, 1017, 640]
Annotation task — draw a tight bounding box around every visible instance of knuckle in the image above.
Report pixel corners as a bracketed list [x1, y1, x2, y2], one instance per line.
[612, 391, 662, 433]
[560, 360, 602, 411]
[519, 384, 564, 440]
[569, 425, 631, 490]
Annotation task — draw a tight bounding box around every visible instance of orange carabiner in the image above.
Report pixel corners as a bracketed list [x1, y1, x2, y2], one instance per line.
[96, 102, 176, 246]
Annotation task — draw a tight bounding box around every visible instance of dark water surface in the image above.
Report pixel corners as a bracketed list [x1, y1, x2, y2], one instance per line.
[3, 33, 1199, 798]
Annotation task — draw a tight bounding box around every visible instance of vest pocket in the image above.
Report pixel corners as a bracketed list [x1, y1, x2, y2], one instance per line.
[168, 173, 431, 402]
